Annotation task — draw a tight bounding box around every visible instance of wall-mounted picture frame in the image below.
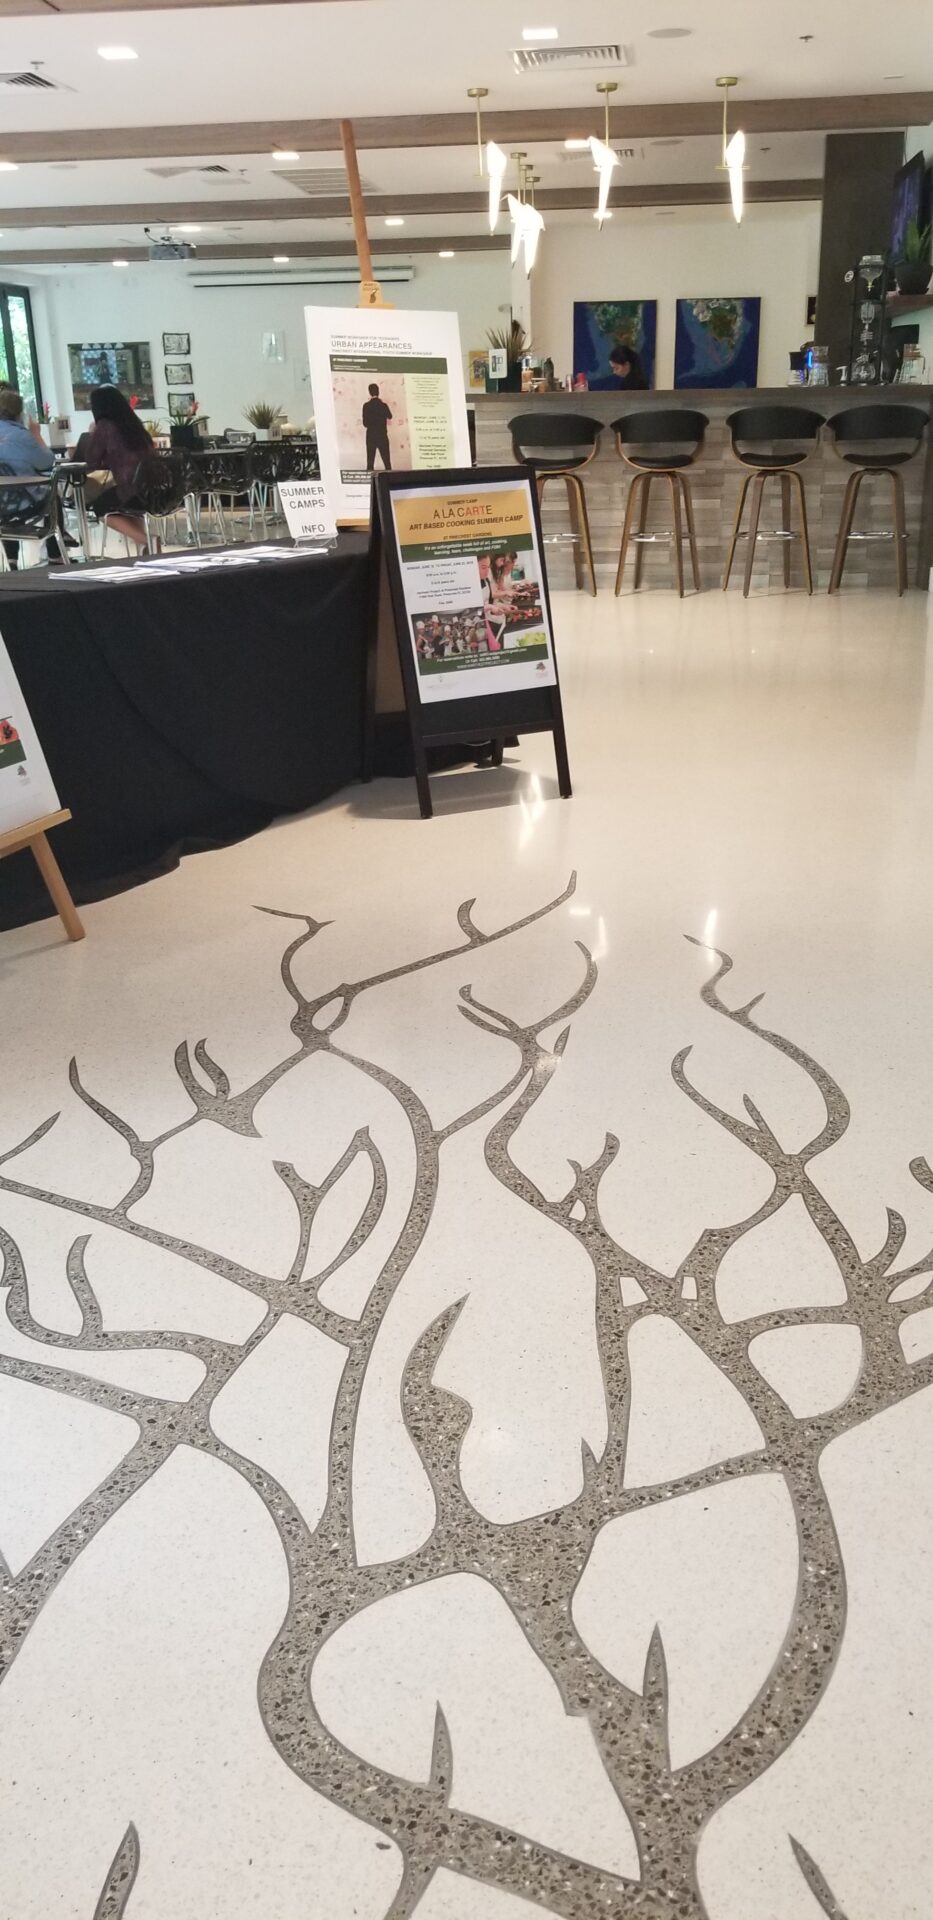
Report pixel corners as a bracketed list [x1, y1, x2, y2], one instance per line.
[572, 299, 658, 389]
[162, 331, 190, 355]
[164, 359, 193, 385]
[674, 297, 761, 389]
[167, 390, 196, 411]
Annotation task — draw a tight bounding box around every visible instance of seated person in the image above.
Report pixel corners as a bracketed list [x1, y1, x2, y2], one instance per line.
[0, 386, 63, 569]
[71, 384, 152, 550]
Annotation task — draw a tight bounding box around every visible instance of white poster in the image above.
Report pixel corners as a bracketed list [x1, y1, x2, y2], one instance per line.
[388, 478, 558, 704]
[305, 307, 471, 523]
[0, 630, 60, 834]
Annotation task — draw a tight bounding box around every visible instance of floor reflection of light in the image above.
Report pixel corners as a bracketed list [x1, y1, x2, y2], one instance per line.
[569, 905, 592, 918]
[703, 908, 718, 947]
[591, 915, 609, 961]
[518, 773, 545, 849]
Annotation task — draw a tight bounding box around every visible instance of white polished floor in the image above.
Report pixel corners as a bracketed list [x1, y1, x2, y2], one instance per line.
[2, 583, 933, 1920]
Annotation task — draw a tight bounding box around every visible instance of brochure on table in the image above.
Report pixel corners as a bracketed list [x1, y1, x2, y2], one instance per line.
[387, 477, 558, 703]
[305, 307, 471, 523]
[0, 630, 60, 834]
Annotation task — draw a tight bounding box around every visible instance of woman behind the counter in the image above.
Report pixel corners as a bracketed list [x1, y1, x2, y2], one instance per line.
[609, 343, 648, 390]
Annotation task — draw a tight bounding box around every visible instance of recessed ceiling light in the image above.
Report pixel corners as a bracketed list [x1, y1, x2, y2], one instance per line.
[522, 25, 559, 39]
[438, 248, 455, 257]
[174, 223, 202, 232]
[113, 258, 129, 266]
[564, 138, 590, 151]
[385, 216, 405, 227]
[0, 162, 19, 173]
[98, 45, 137, 59]
[646, 26, 693, 37]
[272, 254, 290, 263]
[272, 149, 300, 163]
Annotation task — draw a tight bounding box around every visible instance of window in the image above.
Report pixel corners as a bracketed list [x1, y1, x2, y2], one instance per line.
[0, 285, 42, 418]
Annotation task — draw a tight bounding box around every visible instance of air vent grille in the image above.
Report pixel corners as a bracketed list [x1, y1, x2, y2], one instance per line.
[273, 167, 374, 198]
[512, 43, 629, 74]
[0, 69, 66, 90]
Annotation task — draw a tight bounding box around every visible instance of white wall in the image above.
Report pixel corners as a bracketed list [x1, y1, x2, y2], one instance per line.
[37, 251, 512, 430]
[530, 202, 823, 388]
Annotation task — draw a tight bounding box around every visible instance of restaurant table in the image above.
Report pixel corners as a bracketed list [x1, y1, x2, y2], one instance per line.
[0, 535, 372, 931]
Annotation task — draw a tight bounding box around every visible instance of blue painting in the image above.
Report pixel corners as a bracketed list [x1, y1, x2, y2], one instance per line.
[674, 297, 761, 389]
[572, 300, 657, 390]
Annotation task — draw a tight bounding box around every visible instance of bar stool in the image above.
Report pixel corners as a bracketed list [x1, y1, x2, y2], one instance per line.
[722, 406, 823, 596]
[508, 412, 601, 595]
[827, 404, 929, 596]
[612, 408, 708, 596]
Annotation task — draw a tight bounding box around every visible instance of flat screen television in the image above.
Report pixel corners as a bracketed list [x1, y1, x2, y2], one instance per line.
[891, 151, 927, 261]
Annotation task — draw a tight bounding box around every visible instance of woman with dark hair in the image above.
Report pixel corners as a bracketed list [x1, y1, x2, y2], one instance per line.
[74, 385, 152, 549]
[608, 343, 648, 390]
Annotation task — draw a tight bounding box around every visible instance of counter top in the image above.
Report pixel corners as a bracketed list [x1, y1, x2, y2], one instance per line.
[473, 385, 933, 406]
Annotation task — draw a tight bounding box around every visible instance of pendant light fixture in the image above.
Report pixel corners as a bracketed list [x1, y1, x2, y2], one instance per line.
[716, 76, 746, 223]
[468, 86, 508, 233]
[507, 151, 544, 275]
[589, 80, 619, 229]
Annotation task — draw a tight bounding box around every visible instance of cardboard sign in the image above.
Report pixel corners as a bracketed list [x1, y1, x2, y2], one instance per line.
[277, 478, 338, 543]
[488, 347, 508, 382]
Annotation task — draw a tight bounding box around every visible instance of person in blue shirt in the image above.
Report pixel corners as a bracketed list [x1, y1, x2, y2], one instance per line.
[0, 385, 62, 568]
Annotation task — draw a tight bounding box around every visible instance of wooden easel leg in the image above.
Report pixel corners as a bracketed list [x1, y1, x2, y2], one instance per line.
[30, 831, 85, 941]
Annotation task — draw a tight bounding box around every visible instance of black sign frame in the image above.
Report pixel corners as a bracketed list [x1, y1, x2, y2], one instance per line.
[370, 466, 572, 819]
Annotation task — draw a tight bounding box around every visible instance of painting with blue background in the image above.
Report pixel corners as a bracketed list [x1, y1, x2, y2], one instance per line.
[573, 301, 657, 389]
[674, 297, 761, 388]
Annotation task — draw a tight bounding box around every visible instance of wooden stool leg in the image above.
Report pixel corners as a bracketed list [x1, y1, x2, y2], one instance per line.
[633, 472, 652, 588]
[780, 472, 792, 587]
[680, 473, 701, 590]
[564, 473, 585, 591]
[742, 473, 766, 598]
[891, 468, 907, 595]
[668, 470, 685, 597]
[791, 470, 814, 594]
[573, 474, 597, 596]
[829, 469, 860, 593]
[615, 472, 641, 595]
[722, 473, 752, 589]
[30, 831, 84, 942]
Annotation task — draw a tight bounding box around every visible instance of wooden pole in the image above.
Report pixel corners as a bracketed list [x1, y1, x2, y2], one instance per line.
[340, 117, 388, 308]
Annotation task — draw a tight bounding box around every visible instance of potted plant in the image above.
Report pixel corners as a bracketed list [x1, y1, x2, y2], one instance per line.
[169, 396, 203, 449]
[894, 218, 932, 297]
[244, 400, 285, 441]
[486, 320, 530, 393]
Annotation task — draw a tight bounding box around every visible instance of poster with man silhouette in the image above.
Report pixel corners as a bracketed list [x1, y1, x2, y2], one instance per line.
[305, 307, 471, 522]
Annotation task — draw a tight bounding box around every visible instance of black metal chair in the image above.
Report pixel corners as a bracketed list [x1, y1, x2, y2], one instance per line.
[508, 411, 602, 595]
[285, 436, 320, 479]
[722, 406, 824, 596]
[248, 439, 300, 532]
[0, 463, 75, 569]
[131, 451, 194, 554]
[612, 408, 708, 596]
[185, 446, 252, 542]
[827, 404, 929, 596]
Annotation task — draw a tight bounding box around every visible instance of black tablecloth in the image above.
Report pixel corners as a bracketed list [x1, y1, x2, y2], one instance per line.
[0, 536, 371, 930]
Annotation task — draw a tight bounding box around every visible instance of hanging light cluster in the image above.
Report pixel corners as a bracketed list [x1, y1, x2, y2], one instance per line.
[468, 86, 545, 272]
[716, 76, 746, 223]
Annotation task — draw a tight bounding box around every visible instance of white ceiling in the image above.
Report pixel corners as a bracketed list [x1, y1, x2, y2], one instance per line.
[0, 0, 930, 132]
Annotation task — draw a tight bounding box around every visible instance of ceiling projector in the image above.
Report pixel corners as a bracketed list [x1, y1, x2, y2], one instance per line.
[144, 226, 197, 261]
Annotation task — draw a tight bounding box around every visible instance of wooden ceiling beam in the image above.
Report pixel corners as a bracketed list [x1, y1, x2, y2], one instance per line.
[0, 95, 926, 164]
[0, 235, 508, 264]
[0, 178, 824, 231]
[0, 0, 351, 13]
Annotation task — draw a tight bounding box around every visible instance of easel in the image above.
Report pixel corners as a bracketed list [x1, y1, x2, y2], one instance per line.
[340, 118, 392, 314]
[0, 807, 84, 941]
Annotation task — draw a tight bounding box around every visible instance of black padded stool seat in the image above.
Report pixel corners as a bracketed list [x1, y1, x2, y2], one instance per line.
[722, 405, 824, 596]
[612, 408, 708, 595]
[827, 405, 928, 596]
[509, 411, 602, 594]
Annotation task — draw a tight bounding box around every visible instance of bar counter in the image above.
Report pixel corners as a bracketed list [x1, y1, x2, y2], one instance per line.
[472, 387, 933, 592]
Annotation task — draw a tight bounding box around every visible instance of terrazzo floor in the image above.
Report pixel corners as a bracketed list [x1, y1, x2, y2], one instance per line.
[2, 582, 933, 1919]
